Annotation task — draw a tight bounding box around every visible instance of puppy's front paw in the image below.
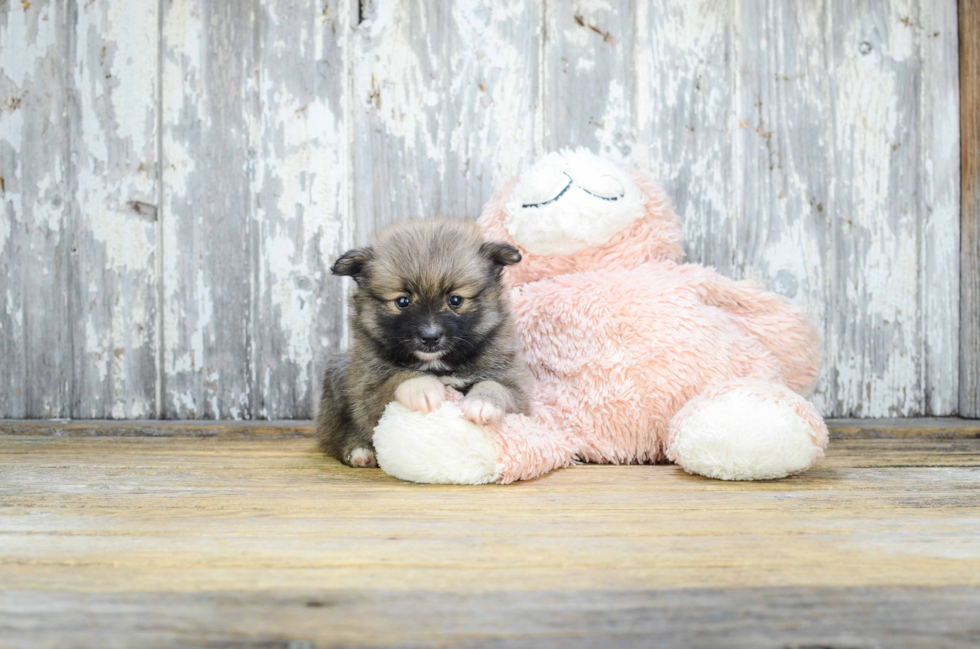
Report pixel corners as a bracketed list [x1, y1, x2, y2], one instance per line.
[346, 447, 377, 468]
[461, 398, 505, 426]
[395, 376, 445, 413]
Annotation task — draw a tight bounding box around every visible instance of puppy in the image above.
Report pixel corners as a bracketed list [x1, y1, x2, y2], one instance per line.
[316, 219, 532, 468]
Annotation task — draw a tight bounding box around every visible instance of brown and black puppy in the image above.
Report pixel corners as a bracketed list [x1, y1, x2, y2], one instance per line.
[316, 219, 532, 468]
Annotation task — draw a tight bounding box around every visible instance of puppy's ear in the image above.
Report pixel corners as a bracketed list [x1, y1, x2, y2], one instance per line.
[331, 248, 372, 285]
[480, 242, 522, 267]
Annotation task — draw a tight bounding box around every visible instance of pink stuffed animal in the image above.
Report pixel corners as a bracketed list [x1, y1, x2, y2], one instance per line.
[373, 149, 828, 484]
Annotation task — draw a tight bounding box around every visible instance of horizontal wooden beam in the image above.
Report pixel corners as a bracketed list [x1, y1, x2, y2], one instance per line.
[1, 418, 978, 440]
[827, 417, 980, 439]
[0, 420, 314, 439]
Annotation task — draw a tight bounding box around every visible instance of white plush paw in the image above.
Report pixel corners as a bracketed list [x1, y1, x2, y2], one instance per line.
[346, 447, 377, 468]
[373, 401, 503, 485]
[461, 398, 504, 426]
[668, 388, 824, 481]
[394, 376, 445, 413]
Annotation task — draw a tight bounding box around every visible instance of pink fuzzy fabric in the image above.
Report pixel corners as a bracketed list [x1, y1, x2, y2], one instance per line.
[477, 166, 827, 484]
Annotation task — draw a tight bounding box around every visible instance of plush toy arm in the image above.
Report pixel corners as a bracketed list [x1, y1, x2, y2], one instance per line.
[491, 407, 580, 484]
[373, 395, 580, 485]
[682, 265, 820, 393]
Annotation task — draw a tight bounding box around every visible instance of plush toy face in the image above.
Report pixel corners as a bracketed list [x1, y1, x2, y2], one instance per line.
[503, 149, 645, 256]
[478, 147, 684, 285]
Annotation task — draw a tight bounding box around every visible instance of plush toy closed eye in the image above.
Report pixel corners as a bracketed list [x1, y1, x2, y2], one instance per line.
[373, 148, 828, 484]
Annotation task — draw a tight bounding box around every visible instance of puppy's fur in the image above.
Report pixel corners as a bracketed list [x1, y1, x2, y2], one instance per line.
[316, 219, 532, 468]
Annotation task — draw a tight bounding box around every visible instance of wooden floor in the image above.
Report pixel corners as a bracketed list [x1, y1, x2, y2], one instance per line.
[1, 421, 979, 647]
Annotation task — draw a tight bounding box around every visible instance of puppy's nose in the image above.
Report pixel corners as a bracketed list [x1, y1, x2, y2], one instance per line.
[419, 327, 443, 346]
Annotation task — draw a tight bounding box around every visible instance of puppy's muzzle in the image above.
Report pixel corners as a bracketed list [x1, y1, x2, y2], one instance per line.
[419, 326, 444, 351]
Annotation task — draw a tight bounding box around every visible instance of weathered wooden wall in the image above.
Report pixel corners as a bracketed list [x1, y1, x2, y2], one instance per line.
[0, 0, 962, 419]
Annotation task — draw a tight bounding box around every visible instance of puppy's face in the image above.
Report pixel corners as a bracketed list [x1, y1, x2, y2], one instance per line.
[332, 220, 521, 370]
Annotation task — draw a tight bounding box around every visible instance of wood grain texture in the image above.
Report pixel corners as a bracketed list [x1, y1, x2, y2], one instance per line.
[0, 0, 72, 417]
[0, 419, 315, 438]
[0, 0, 968, 419]
[725, 0, 835, 416]
[962, 0, 980, 417]
[634, 0, 734, 270]
[828, 0, 946, 417]
[250, 0, 349, 418]
[71, 0, 160, 418]
[350, 0, 541, 241]
[828, 417, 980, 439]
[160, 0, 255, 418]
[3, 587, 979, 648]
[2, 417, 978, 439]
[921, 0, 961, 415]
[0, 434, 978, 646]
[543, 0, 635, 158]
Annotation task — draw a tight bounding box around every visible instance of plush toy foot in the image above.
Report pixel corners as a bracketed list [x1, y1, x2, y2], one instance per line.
[666, 379, 829, 480]
[373, 401, 503, 485]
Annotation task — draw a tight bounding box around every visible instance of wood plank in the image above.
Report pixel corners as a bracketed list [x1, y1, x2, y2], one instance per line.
[920, 0, 961, 415]
[724, 0, 837, 413]
[827, 0, 925, 416]
[829, 417, 980, 439]
[249, 0, 350, 419]
[1, 417, 978, 439]
[543, 0, 635, 159]
[2, 434, 977, 466]
[350, 0, 541, 241]
[1, 586, 978, 648]
[160, 0, 255, 418]
[633, 0, 735, 267]
[962, 0, 980, 417]
[0, 0, 72, 418]
[70, 0, 160, 418]
[0, 419, 313, 438]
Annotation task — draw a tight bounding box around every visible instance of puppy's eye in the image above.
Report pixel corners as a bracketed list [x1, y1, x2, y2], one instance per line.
[447, 295, 464, 309]
[395, 296, 411, 309]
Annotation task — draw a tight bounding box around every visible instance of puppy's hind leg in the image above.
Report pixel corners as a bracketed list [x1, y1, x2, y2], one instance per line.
[329, 416, 378, 469]
[316, 353, 378, 469]
[329, 418, 378, 469]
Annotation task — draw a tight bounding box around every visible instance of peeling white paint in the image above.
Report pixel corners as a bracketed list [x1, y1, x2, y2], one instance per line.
[0, 203, 10, 251]
[0, 0, 964, 419]
[0, 0, 73, 417]
[0, 4, 52, 87]
[70, 0, 160, 418]
[360, 1, 441, 151]
[450, 0, 537, 193]
[84, 206, 155, 271]
[85, 319, 109, 384]
[884, 1, 916, 62]
[831, 11, 920, 416]
[918, 0, 961, 415]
